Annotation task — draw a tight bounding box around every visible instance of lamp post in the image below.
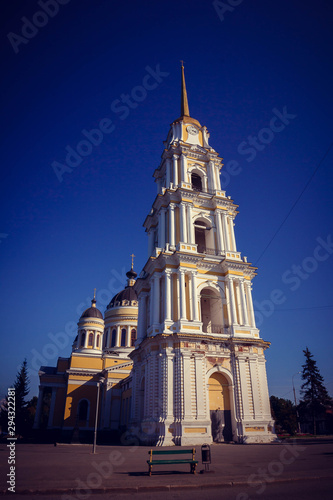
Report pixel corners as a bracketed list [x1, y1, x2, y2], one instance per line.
[292, 372, 301, 434]
[93, 376, 105, 454]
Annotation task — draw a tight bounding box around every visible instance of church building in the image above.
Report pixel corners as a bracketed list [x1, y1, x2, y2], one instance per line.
[34, 65, 276, 445]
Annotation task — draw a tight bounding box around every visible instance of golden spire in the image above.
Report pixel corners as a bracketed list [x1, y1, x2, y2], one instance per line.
[180, 61, 190, 117]
[92, 288, 96, 306]
[130, 253, 135, 269]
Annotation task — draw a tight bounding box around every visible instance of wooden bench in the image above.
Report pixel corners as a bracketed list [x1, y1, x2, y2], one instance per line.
[147, 448, 198, 476]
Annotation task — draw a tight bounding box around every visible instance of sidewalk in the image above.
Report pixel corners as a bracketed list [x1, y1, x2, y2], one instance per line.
[1, 439, 333, 495]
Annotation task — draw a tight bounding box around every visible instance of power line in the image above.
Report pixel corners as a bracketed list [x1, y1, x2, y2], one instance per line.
[255, 140, 333, 265]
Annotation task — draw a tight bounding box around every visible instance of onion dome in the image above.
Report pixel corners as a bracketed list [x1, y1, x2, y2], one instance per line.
[80, 297, 103, 319]
[107, 264, 138, 310]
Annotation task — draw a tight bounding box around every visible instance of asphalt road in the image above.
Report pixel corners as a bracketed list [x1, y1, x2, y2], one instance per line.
[10, 477, 333, 500]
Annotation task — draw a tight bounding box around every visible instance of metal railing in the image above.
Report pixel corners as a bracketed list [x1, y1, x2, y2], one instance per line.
[203, 324, 225, 334]
[197, 245, 219, 256]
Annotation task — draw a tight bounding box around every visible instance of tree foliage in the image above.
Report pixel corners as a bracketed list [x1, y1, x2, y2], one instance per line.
[270, 396, 297, 435]
[299, 347, 332, 434]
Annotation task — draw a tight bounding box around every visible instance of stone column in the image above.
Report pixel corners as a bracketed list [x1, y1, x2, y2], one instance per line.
[208, 160, 215, 191]
[137, 294, 145, 341]
[165, 158, 171, 188]
[245, 282, 256, 327]
[178, 269, 187, 320]
[215, 210, 224, 253]
[169, 203, 175, 249]
[166, 351, 174, 420]
[187, 203, 194, 244]
[153, 274, 160, 325]
[229, 216, 237, 251]
[180, 153, 187, 183]
[47, 387, 57, 428]
[183, 352, 192, 419]
[173, 155, 179, 187]
[239, 280, 249, 326]
[165, 270, 172, 321]
[226, 278, 237, 325]
[216, 165, 222, 190]
[191, 271, 199, 321]
[126, 325, 131, 347]
[158, 208, 166, 249]
[222, 212, 230, 250]
[148, 229, 154, 256]
[194, 354, 206, 418]
[234, 279, 242, 325]
[116, 325, 121, 346]
[180, 202, 187, 243]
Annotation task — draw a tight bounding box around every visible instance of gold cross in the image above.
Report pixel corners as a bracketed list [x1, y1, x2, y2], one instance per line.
[130, 254, 135, 269]
[93, 288, 96, 299]
[180, 60, 185, 67]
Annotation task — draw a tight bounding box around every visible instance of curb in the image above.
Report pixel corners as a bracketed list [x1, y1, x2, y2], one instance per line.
[1, 475, 332, 495]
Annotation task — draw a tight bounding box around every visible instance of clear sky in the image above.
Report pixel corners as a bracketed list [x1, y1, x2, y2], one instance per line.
[1, 0, 332, 403]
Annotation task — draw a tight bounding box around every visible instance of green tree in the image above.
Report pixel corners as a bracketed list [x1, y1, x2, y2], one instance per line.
[270, 396, 297, 435]
[299, 347, 332, 435]
[14, 359, 30, 436]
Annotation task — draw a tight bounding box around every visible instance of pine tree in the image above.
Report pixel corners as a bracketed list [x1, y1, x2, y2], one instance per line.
[299, 347, 332, 435]
[14, 359, 30, 436]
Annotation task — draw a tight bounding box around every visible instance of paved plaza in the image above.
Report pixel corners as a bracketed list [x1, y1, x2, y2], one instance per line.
[1, 438, 332, 496]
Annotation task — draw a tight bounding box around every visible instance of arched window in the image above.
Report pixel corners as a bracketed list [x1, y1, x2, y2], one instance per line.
[78, 399, 89, 421]
[104, 330, 108, 348]
[191, 172, 202, 191]
[121, 328, 126, 347]
[88, 332, 94, 346]
[80, 331, 86, 347]
[96, 335, 100, 348]
[111, 329, 117, 347]
[131, 329, 136, 346]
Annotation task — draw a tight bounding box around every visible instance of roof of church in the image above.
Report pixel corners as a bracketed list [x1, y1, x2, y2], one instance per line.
[173, 62, 201, 127]
[80, 297, 103, 319]
[107, 265, 138, 309]
[109, 286, 137, 308]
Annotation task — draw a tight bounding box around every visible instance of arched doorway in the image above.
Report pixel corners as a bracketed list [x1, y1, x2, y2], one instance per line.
[208, 372, 232, 442]
[200, 287, 224, 334]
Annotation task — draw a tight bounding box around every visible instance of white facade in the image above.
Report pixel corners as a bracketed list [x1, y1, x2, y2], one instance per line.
[130, 66, 276, 445]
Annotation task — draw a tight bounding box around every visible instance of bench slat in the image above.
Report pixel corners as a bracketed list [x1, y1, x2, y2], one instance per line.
[147, 460, 198, 465]
[149, 449, 195, 455]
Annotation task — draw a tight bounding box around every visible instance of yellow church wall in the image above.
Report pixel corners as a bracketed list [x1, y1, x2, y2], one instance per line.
[70, 356, 103, 370]
[103, 358, 131, 369]
[64, 384, 98, 428]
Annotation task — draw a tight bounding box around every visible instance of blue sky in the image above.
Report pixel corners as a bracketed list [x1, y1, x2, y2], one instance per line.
[1, 0, 332, 403]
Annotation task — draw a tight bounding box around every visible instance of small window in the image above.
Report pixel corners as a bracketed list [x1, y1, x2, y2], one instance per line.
[111, 329, 117, 347]
[131, 329, 136, 346]
[96, 335, 100, 348]
[121, 328, 126, 347]
[88, 333, 93, 346]
[80, 331, 86, 347]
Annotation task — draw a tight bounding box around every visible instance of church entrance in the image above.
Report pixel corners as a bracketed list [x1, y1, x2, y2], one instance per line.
[208, 372, 233, 442]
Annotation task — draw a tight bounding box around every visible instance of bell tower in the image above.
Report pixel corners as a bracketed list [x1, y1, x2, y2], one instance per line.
[130, 64, 276, 445]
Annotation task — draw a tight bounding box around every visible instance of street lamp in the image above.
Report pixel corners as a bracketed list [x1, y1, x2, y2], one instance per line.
[292, 372, 301, 434]
[93, 376, 105, 454]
